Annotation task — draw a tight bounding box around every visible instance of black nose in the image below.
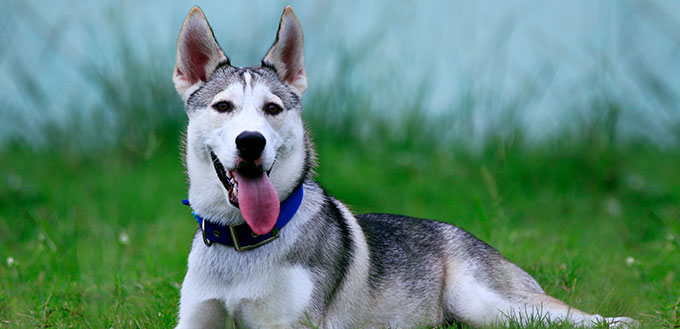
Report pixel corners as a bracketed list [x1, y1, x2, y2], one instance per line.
[235, 131, 266, 162]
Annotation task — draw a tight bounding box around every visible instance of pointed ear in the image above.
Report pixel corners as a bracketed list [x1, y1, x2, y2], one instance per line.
[173, 6, 228, 101]
[262, 6, 307, 95]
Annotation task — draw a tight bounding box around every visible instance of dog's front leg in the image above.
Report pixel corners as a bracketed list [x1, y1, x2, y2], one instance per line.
[175, 267, 229, 329]
[175, 298, 228, 329]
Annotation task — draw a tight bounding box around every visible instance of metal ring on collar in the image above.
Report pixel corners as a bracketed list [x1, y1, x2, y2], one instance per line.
[201, 220, 213, 247]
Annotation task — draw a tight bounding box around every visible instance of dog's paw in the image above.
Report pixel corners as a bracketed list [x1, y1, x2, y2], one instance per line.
[603, 316, 639, 328]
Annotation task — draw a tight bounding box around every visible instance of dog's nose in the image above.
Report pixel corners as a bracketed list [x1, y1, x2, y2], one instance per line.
[235, 131, 266, 162]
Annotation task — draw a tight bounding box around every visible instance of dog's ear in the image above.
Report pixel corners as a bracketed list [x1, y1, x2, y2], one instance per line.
[173, 6, 228, 101]
[262, 6, 307, 95]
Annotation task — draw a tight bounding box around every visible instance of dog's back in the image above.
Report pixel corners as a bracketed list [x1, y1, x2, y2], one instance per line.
[306, 210, 546, 328]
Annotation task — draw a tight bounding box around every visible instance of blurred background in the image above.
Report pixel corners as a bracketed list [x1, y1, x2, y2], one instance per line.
[0, 0, 678, 328]
[2, 0, 680, 147]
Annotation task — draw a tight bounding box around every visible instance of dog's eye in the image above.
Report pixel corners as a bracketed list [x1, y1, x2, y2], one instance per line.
[264, 103, 283, 115]
[212, 101, 233, 113]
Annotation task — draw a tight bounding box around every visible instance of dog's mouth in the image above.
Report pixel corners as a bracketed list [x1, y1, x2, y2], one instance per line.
[211, 152, 240, 206]
[210, 151, 280, 235]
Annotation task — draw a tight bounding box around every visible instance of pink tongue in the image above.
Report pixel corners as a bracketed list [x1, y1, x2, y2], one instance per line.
[233, 170, 280, 235]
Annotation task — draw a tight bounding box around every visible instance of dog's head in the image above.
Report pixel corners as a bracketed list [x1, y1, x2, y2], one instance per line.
[174, 6, 312, 234]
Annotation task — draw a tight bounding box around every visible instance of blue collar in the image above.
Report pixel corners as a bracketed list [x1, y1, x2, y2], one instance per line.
[182, 185, 303, 251]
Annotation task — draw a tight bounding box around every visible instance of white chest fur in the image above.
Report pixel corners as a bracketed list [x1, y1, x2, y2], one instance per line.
[223, 265, 315, 328]
[178, 237, 317, 329]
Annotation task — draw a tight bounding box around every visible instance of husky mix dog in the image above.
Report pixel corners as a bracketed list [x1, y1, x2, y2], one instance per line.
[172, 6, 635, 329]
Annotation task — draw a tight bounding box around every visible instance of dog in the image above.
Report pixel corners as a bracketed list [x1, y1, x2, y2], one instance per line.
[172, 6, 636, 329]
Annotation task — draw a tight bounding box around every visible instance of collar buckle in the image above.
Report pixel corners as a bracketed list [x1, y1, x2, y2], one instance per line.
[229, 226, 279, 251]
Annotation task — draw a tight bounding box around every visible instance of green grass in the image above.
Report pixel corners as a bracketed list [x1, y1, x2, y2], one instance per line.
[1, 128, 679, 328]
